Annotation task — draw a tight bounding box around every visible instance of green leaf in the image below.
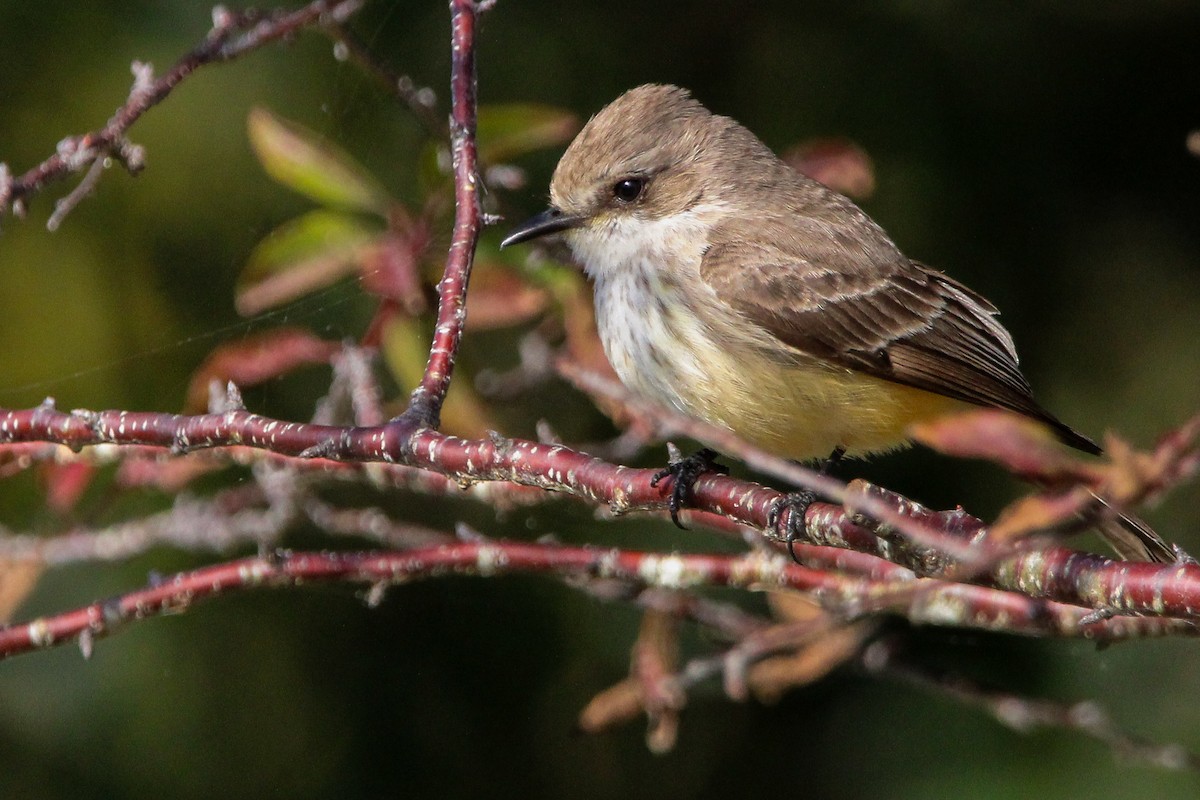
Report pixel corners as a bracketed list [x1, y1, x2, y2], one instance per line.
[476, 104, 579, 163]
[247, 107, 392, 215]
[235, 210, 379, 315]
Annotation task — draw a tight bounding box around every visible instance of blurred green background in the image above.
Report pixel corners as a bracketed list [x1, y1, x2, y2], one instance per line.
[2, 1, 1200, 798]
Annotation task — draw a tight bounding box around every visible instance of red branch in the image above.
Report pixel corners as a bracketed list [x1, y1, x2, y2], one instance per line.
[1, 542, 1192, 661]
[401, 0, 486, 428]
[558, 358, 989, 566]
[1, 0, 1197, 698]
[3, 401, 1200, 620]
[0, 0, 364, 224]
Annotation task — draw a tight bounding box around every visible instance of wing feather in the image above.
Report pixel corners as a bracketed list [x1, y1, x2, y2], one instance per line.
[699, 216, 1099, 453]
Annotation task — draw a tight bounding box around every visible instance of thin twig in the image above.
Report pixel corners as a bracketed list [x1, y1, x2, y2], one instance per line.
[0, 0, 365, 226]
[2, 542, 1193, 660]
[863, 635, 1200, 770]
[399, 0, 489, 428]
[325, 23, 447, 136]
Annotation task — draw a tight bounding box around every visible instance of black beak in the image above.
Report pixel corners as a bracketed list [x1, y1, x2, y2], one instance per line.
[500, 207, 583, 248]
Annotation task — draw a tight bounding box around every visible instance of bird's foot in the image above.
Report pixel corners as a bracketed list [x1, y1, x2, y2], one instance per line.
[768, 490, 818, 563]
[821, 445, 846, 474]
[771, 446, 844, 563]
[651, 446, 728, 529]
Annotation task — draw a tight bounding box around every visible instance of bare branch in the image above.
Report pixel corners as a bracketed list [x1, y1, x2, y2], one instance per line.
[324, 23, 446, 137]
[3, 398, 1200, 620]
[0, 0, 365, 227]
[864, 635, 1200, 771]
[399, 0, 489, 428]
[2, 0, 1198, 770]
[4, 541, 1195, 661]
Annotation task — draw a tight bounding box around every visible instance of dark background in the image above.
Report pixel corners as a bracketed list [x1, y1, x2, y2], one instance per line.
[1, 1, 1199, 798]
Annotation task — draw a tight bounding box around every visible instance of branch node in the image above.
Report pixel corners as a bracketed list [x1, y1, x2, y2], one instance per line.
[364, 582, 389, 608]
[78, 628, 95, 660]
[100, 596, 126, 627]
[298, 438, 338, 459]
[224, 381, 246, 412]
[1077, 607, 1117, 626]
[113, 139, 147, 174]
[129, 60, 157, 100]
[47, 157, 108, 231]
[397, 392, 440, 432]
[170, 430, 194, 456]
[69, 408, 100, 429]
[211, 5, 236, 31]
[487, 429, 514, 457]
[455, 522, 487, 542]
[264, 547, 290, 567]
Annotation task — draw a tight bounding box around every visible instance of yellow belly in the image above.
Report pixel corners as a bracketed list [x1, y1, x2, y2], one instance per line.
[683, 357, 970, 460]
[604, 304, 970, 459]
[591, 261, 970, 461]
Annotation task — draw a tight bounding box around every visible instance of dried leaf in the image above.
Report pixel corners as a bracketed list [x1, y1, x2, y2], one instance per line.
[748, 620, 876, 704]
[631, 610, 682, 754]
[578, 610, 684, 752]
[477, 104, 579, 163]
[646, 712, 679, 755]
[910, 409, 1104, 484]
[783, 137, 876, 200]
[1089, 416, 1200, 511]
[0, 558, 43, 624]
[766, 590, 825, 623]
[248, 107, 392, 214]
[185, 328, 341, 413]
[1103, 434, 1166, 505]
[633, 610, 680, 698]
[578, 678, 642, 734]
[988, 487, 1096, 543]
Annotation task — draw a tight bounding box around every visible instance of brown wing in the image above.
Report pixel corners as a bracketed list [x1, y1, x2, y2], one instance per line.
[700, 217, 1100, 454]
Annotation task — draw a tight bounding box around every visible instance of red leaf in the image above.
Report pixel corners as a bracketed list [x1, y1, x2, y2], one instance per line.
[783, 137, 876, 199]
[988, 487, 1096, 543]
[41, 461, 95, 515]
[185, 328, 341, 413]
[464, 264, 549, 330]
[358, 219, 431, 314]
[910, 409, 1105, 485]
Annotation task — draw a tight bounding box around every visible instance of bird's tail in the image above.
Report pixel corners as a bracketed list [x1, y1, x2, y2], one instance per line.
[1090, 492, 1178, 563]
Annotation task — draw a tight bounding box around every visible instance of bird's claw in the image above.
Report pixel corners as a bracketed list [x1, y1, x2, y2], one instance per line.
[769, 490, 818, 563]
[651, 447, 728, 529]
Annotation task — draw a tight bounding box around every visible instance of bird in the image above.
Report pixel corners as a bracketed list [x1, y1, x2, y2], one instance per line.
[502, 84, 1173, 562]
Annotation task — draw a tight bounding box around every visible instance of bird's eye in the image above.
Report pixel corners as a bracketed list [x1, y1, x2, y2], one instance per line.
[612, 177, 645, 203]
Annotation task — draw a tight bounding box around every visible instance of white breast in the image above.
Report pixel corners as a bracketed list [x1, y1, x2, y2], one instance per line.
[593, 261, 715, 407]
[565, 205, 737, 419]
